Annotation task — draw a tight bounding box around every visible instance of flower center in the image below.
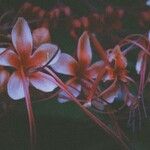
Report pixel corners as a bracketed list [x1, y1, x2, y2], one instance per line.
[18, 55, 31, 74]
[76, 64, 87, 80]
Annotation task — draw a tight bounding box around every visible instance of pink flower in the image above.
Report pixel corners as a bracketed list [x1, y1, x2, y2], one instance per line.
[0, 18, 60, 100]
[96, 45, 135, 106]
[0, 17, 61, 147]
[51, 31, 103, 103]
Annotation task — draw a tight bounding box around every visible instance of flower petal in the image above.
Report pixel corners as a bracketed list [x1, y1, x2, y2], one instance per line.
[58, 80, 81, 103]
[29, 72, 57, 92]
[86, 61, 104, 78]
[103, 67, 115, 82]
[77, 31, 92, 66]
[51, 53, 78, 76]
[12, 17, 33, 56]
[136, 51, 145, 74]
[7, 71, 25, 100]
[106, 49, 115, 62]
[0, 69, 9, 91]
[29, 43, 60, 68]
[113, 45, 127, 69]
[107, 45, 127, 69]
[32, 27, 51, 48]
[0, 49, 20, 68]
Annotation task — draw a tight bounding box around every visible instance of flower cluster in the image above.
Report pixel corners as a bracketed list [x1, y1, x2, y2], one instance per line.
[0, 16, 150, 150]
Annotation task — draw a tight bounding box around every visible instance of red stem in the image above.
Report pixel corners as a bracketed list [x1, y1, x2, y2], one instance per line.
[20, 69, 36, 150]
[33, 90, 59, 103]
[87, 66, 106, 101]
[45, 67, 129, 150]
[124, 39, 150, 56]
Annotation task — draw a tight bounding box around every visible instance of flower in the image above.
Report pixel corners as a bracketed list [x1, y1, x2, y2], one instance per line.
[51, 31, 103, 103]
[0, 17, 60, 100]
[0, 17, 61, 148]
[97, 45, 135, 106]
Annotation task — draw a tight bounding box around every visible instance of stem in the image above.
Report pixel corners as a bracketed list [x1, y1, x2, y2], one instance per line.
[33, 90, 59, 103]
[20, 69, 36, 150]
[87, 66, 106, 101]
[122, 43, 136, 55]
[107, 109, 129, 142]
[138, 55, 147, 118]
[0, 10, 14, 24]
[124, 39, 150, 56]
[45, 67, 129, 150]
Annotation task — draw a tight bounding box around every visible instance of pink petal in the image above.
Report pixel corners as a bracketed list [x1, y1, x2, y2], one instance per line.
[51, 53, 78, 76]
[107, 45, 127, 69]
[77, 31, 92, 66]
[114, 45, 127, 69]
[58, 80, 81, 103]
[106, 49, 115, 62]
[0, 69, 9, 91]
[86, 61, 104, 78]
[29, 72, 57, 92]
[103, 67, 114, 82]
[7, 71, 25, 100]
[0, 49, 20, 68]
[32, 27, 51, 47]
[136, 51, 145, 74]
[12, 17, 33, 56]
[29, 43, 60, 68]
[103, 74, 114, 82]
